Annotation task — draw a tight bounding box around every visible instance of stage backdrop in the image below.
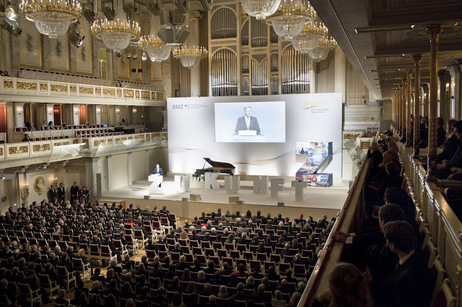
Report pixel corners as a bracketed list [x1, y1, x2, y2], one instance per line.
[167, 93, 343, 178]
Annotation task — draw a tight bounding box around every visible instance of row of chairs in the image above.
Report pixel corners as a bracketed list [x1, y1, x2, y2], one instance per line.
[146, 248, 311, 279]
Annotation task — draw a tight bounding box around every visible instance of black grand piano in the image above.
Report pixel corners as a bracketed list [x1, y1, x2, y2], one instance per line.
[193, 157, 235, 180]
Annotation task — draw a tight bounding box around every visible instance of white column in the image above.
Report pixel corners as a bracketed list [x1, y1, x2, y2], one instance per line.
[127, 152, 133, 185]
[14, 103, 24, 128]
[106, 155, 112, 190]
[73, 105, 80, 125]
[95, 105, 102, 125]
[334, 45, 346, 102]
[46, 104, 54, 124]
[189, 12, 201, 97]
[447, 65, 460, 119]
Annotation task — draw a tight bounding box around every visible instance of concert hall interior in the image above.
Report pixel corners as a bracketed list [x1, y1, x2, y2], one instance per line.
[0, 0, 461, 306]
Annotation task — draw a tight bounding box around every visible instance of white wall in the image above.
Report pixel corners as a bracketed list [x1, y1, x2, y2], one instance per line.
[111, 153, 128, 189]
[167, 93, 343, 178]
[132, 151, 147, 181]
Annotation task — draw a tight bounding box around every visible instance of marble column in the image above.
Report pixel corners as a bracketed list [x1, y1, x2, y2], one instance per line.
[189, 11, 201, 97]
[426, 24, 443, 168]
[413, 54, 422, 157]
[406, 71, 413, 147]
[446, 64, 460, 119]
[438, 69, 451, 120]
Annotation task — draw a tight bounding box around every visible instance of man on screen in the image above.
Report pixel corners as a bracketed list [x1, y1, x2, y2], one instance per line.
[235, 106, 261, 135]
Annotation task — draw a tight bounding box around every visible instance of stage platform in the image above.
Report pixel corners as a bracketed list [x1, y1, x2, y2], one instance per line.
[99, 177, 349, 220]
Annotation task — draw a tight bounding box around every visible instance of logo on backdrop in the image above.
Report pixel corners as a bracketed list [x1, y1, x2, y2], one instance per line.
[302, 100, 328, 113]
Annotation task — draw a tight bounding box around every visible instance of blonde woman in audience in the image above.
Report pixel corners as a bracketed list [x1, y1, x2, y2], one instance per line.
[314, 262, 373, 307]
[272, 290, 287, 307]
[289, 292, 301, 307]
[217, 285, 229, 299]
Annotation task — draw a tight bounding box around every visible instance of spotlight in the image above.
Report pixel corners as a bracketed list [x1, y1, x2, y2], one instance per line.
[0, 15, 21, 36]
[123, 0, 135, 20]
[5, 2, 19, 21]
[175, 0, 189, 14]
[199, 0, 212, 11]
[82, 2, 95, 24]
[147, 0, 160, 16]
[69, 22, 85, 48]
[102, 0, 115, 21]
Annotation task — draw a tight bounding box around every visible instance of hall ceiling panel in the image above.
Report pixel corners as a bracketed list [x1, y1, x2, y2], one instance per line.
[311, 0, 462, 100]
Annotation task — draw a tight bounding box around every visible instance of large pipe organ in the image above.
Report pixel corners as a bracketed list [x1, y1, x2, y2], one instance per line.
[208, 2, 313, 96]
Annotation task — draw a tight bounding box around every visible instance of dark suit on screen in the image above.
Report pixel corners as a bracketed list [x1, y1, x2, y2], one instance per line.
[235, 116, 260, 135]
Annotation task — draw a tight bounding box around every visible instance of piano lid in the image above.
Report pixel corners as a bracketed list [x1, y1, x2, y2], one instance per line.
[204, 157, 235, 170]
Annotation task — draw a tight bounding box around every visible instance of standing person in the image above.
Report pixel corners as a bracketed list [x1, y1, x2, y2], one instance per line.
[70, 182, 79, 204]
[81, 186, 89, 203]
[235, 106, 261, 135]
[57, 183, 65, 202]
[153, 164, 163, 187]
[48, 185, 57, 203]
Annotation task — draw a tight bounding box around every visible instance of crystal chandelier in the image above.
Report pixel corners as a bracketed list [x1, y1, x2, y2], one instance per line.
[20, 0, 81, 39]
[308, 35, 336, 62]
[240, 0, 282, 20]
[292, 19, 328, 53]
[91, 10, 140, 52]
[266, 0, 315, 39]
[173, 45, 208, 68]
[139, 34, 172, 62]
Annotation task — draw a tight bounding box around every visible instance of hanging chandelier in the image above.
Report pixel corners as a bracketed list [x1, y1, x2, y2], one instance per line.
[308, 35, 336, 62]
[173, 45, 208, 68]
[266, 0, 315, 39]
[20, 0, 81, 39]
[292, 19, 327, 53]
[91, 11, 140, 52]
[139, 34, 172, 62]
[240, 0, 282, 20]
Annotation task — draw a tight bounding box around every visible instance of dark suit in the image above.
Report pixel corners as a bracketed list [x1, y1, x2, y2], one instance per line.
[370, 251, 435, 307]
[70, 185, 79, 204]
[436, 134, 460, 163]
[57, 186, 65, 202]
[154, 167, 163, 175]
[235, 116, 260, 135]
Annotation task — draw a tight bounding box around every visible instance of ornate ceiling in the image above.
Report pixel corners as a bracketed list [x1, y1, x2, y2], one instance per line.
[310, 0, 462, 100]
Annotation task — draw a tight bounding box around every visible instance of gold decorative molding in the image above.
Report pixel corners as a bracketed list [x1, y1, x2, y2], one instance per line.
[93, 139, 105, 147]
[141, 91, 151, 99]
[53, 140, 71, 146]
[69, 85, 77, 95]
[8, 145, 29, 156]
[79, 85, 94, 95]
[103, 87, 116, 97]
[95, 87, 102, 95]
[0, 147, 3, 158]
[146, 134, 151, 141]
[32, 143, 51, 153]
[135, 91, 140, 98]
[40, 82, 48, 92]
[157, 92, 164, 99]
[50, 83, 68, 94]
[17, 80, 37, 91]
[124, 89, 134, 98]
[135, 134, 144, 140]
[115, 136, 127, 144]
[3, 79, 13, 90]
[117, 89, 122, 97]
